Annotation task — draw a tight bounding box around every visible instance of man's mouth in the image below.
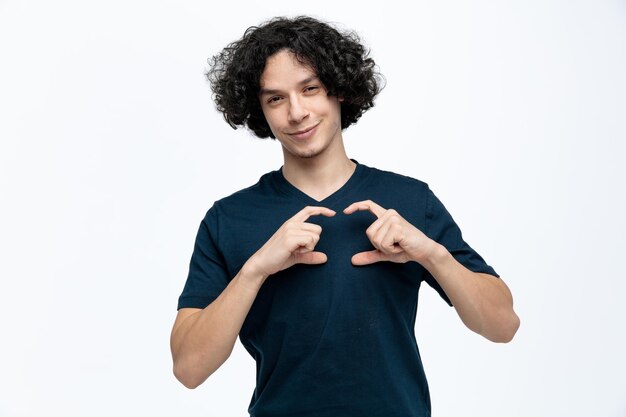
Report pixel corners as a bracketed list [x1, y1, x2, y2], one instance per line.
[287, 122, 320, 139]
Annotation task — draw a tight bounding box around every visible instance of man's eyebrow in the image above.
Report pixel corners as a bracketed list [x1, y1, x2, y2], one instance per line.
[259, 76, 319, 96]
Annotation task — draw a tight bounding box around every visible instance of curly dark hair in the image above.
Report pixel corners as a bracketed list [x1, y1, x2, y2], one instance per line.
[206, 16, 384, 139]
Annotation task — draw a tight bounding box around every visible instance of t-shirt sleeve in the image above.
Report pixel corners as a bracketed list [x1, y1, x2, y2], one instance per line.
[422, 186, 500, 307]
[177, 205, 231, 310]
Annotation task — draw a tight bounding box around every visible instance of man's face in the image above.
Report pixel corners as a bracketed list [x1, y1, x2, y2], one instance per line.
[258, 50, 343, 161]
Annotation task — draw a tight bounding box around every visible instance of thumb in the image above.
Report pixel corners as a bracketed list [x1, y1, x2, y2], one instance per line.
[351, 250, 385, 266]
[295, 251, 328, 265]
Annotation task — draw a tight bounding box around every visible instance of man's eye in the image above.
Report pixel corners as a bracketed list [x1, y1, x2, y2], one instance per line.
[268, 96, 282, 103]
[305, 86, 319, 92]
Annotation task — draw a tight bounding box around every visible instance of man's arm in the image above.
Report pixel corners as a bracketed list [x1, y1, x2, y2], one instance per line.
[170, 206, 335, 388]
[417, 245, 519, 342]
[171, 265, 265, 389]
[344, 200, 520, 343]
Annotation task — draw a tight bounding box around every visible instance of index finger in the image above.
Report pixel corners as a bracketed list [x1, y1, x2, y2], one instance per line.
[343, 199, 387, 218]
[291, 205, 336, 222]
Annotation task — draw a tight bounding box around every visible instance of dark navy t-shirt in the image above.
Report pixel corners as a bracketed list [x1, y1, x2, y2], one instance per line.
[178, 161, 499, 417]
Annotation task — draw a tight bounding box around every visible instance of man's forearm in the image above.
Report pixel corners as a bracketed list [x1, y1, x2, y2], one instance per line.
[171, 264, 267, 388]
[418, 242, 520, 343]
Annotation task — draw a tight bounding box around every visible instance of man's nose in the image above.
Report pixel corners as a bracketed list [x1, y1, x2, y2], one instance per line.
[288, 96, 309, 123]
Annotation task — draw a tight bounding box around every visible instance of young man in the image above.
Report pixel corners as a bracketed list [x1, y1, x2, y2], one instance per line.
[171, 16, 520, 417]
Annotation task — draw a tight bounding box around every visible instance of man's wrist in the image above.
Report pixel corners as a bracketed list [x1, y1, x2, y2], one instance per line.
[238, 260, 269, 291]
[412, 240, 449, 269]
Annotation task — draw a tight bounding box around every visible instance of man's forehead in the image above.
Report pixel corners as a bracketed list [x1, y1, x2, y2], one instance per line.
[259, 75, 319, 95]
[258, 51, 319, 93]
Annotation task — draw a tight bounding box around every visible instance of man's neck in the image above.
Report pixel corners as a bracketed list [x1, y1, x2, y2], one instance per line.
[281, 149, 356, 203]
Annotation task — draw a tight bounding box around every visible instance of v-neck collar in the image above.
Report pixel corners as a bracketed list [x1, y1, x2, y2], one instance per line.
[272, 159, 370, 206]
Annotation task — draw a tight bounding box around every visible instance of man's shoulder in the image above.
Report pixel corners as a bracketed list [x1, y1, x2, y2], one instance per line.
[210, 169, 279, 211]
[364, 163, 430, 191]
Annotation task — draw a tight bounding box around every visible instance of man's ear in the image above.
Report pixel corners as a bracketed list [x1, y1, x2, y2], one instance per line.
[338, 96, 344, 102]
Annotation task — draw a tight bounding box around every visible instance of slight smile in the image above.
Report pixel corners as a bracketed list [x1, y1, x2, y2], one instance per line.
[287, 122, 320, 140]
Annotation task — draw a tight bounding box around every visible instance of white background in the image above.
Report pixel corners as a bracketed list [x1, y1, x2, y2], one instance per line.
[1, 0, 625, 416]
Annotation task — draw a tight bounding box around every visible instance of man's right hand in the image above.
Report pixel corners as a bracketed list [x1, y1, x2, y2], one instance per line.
[245, 205, 336, 282]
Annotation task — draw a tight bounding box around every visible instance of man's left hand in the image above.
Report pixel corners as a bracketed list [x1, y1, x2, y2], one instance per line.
[343, 200, 438, 266]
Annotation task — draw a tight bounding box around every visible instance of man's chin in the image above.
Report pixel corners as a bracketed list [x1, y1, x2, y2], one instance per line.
[298, 151, 320, 159]
[283, 141, 331, 160]
[286, 146, 323, 159]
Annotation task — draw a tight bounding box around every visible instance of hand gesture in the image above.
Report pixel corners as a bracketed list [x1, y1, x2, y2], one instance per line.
[344, 200, 435, 266]
[248, 206, 336, 279]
